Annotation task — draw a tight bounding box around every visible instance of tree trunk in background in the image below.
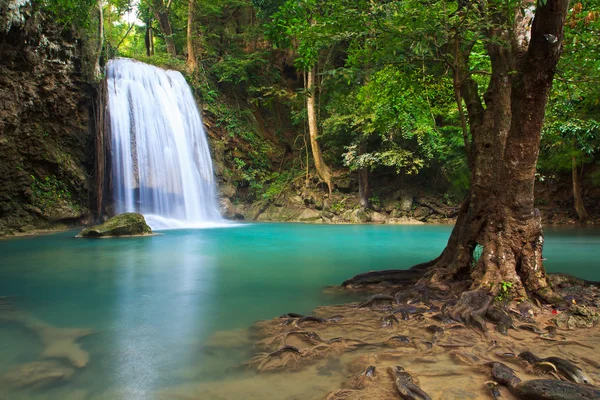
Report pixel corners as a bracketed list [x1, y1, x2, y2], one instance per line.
[145, 19, 152, 57]
[186, 0, 197, 73]
[93, 0, 103, 80]
[345, 0, 569, 303]
[152, 0, 176, 57]
[572, 157, 589, 223]
[358, 168, 369, 209]
[307, 67, 333, 195]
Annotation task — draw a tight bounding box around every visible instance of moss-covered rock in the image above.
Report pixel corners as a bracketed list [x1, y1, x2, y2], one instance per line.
[76, 213, 152, 238]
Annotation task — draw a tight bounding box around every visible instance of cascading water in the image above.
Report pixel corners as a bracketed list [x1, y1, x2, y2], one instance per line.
[106, 58, 225, 229]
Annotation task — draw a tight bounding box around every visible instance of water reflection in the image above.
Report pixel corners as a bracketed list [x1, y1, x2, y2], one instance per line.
[112, 235, 216, 397]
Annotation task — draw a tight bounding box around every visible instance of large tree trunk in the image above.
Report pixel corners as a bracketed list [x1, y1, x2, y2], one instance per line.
[428, 0, 568, 302]
[345, 0, 569, 303]
[307, 67, 333, 195]
[152, 0, 176, 57]
[572, 157, 589, 223]
[186, 0, 197, 73]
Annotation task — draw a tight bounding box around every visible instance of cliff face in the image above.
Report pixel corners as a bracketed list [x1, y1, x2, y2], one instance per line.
[0, 2, 94, 235]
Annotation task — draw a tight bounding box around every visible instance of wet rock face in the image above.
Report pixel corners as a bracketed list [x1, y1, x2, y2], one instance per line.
[76, 213, 152, 238]
[0, 5, 93, 235]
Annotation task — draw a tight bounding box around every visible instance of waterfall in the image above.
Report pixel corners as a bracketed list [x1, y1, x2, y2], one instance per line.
[106, 58, 224, 229]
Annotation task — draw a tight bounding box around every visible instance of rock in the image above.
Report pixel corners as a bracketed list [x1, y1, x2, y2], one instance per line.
[390, 209, 404, 218]
[350, 209, 370, 223]
[321, 211, 335, 219]
[76, 213, 152, 238]
[371, 203, 382, 212]
[290, 195, 304, 205]
[219, 182, 236, 198]
[553, 305, 599, 329]
[370, 211, 387, 223]
[382, 199, 400, 212]
[219, 197, 235, 217]
[3, 360, 75, 388]
[399, 191, 413, 211]
[412, 206, 431, 220]
[388, 217, 424, 225]
[342, 210, 353, 222]
[298, 208, 321, 222]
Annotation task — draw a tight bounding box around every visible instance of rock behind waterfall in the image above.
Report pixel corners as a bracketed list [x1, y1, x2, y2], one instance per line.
[76, 213, 152, 238]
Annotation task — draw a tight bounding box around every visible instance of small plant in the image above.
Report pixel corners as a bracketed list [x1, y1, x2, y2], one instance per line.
[330, 202, 344, 214]
[369, 194, 381, 207]
[31, 175, 72, 211]
[496, 281, 513, 302]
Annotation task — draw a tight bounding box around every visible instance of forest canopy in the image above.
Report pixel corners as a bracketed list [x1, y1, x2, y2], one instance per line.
[37, 0, 600, 217]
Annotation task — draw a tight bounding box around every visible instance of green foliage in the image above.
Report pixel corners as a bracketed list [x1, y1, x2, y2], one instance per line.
[30, 175, 72, 211]
[538, 1, 600, 176]
[330, 201, 344, 214]
[261, 170, 302, 200]
[41, 0, 97, 29]
[369, 194, 380, 207]
[495, 281, 513, 302]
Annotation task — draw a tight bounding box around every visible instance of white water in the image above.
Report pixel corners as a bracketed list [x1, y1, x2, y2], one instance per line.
[106, 58, 225, 230]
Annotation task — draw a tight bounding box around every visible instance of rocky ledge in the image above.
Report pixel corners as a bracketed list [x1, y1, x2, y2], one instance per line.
[76, 213, 152, 238]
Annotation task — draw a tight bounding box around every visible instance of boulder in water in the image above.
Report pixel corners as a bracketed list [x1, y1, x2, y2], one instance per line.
[76, 213, 152, 238]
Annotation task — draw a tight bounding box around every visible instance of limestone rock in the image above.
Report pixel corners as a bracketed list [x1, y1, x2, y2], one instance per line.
[298, 208, 321, 222]
[350, 209, 370, 223]
[3, 360, 74, 388]
[399, 191, 413, 211]
[76, 213, 152, 238]
[342, 210, 353, 222]
[388, 217, 424, 225]
[321, 211, 335, 219]
[219, 197, 237, 218]
[390, 209, 404, 219]
[369, 211, 387, 223]
[219, 182, 236, 198]
[412, 206, 431, 220]
[382, 199, 400, 213]
[553, 304, 599, 329]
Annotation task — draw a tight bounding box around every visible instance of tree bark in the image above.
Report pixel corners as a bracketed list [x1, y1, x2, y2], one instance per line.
[432, 0, 569, 302]
[358, 168, 369, 209]
[307, 66, 333, 195]
[186, 0, 197, 73]
[145, 18, 152, 57]
[345, 0, 569, 303]
[93, 0, 103, 81]
[572, 157, 589, 223]
[152, 0, 176, 57]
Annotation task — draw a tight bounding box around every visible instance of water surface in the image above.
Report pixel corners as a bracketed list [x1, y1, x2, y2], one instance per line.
[0, 223, 598, 399]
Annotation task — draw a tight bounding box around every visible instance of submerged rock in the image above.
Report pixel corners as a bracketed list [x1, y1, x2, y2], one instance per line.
[3, 360, 74, 388]
[76, 213, 152, 238]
